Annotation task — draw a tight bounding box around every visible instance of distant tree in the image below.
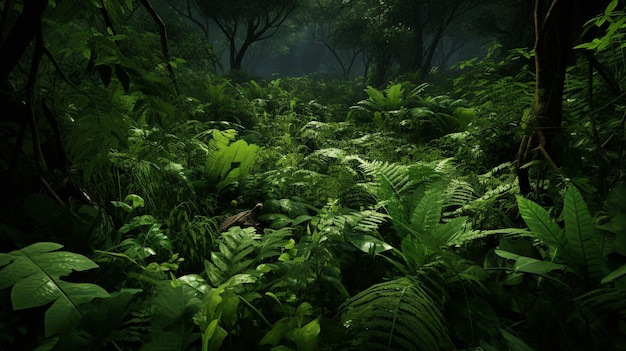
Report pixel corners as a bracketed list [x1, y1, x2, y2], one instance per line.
[323, 0, 407, 85]
[467, 0, 534, 52]
[392, 0, 486, 76]
[195, 0, 298, 72]
[161, 0, 211, 39]
[327, 0, 486, 85]
[305, 0, 362, 77]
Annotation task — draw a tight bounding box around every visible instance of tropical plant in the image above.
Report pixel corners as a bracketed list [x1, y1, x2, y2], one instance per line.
[0, 242, 110, 338]
[338, 276, 453, 351]
[514, 184, 607, 286]
[349, 82, 470, 142]
[480, 184, 622, 349]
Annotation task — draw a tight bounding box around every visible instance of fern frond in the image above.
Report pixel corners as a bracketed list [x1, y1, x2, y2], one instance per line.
[338, 184, 377, 209]
[341, 210, 389, 233]
[205, 227, 261, 286]
[444, 179, 476, 210]
[410, 190, 444, 234]
[339, 277, 452, 351]
[360, 160, 414, 198]
[204, 130, 259, 193]
[205, 226, 292, 287]
[258, 227, 293, 260]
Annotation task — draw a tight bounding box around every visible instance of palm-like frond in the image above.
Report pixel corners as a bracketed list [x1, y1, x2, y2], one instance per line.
[338, 276, 452, 351]
[443, 179, 477, 212]
[205, 227, 261, 286]
[204, 129, 259, 193]
[204, 226, 292, 287]
[360, 160, 414, 199]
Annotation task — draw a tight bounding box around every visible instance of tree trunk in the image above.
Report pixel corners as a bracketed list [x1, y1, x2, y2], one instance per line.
[517, 0, 576, 195]
[397, 12, 423, 73]
[0, 0, 48, 84]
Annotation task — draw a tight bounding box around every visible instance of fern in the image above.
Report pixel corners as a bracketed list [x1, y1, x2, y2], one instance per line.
[204, 226, 292, 287]
[0, 242, 110, 337]
[167, 203, 221, 272]
[338, 276, 452, 351]
[338, 184, 377, 209]
[443, 179, 477, 212]
[140, 280, 202, 351]
[357, 84, 404, 112]
[205, 129, 260, 193]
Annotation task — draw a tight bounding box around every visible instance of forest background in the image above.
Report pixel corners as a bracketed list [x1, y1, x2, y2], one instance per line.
[1, 0, 626, 350]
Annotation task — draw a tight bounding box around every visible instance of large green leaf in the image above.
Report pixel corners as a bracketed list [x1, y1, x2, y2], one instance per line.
[563, 185, 605, 283]
[140, 282, 202, 351]
[339, 277, 452, 351]
[410, 190, 443, 235]
[495, 250, 567, 275]
[0, 242, 110, 337]
[516, 195, 572, 263]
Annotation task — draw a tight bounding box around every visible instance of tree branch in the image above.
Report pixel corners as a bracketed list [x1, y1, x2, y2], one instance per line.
[139, 0, 179, 95]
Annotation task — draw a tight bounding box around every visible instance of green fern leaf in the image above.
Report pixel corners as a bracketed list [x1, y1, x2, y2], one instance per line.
[205, 227, 260, 286]
[384, 83, 404, 109]
[204, 130, 259, 192]
[433, 216, 470, 245]
[563, 185, 605, 283]
[516, 195, 573, 263]
[444, 179, 476, 209]
[362, 86, 387, 109]
[339, 277, 452, 351]
[410, 190, 443, 234]
[0, 242, 110, 337]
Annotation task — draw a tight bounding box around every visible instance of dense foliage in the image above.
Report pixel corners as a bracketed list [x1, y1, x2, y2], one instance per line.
[1, 0, 626, 350]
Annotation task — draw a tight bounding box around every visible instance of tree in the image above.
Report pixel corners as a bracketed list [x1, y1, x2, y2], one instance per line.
[304, 0, 363, 78]
[0, 0, 178, 218]
[331, 0, 486, 85]
[516, 0, 610, 195]
[195, 0, 298, 72]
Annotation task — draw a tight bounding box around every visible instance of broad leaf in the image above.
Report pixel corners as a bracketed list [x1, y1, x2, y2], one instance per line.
[516, 195, 572, 263]
[563, 185, 605, 283]
[495, 250, 567, 275]
[349, 234, 393, 254]
[0, 242, 110, 337]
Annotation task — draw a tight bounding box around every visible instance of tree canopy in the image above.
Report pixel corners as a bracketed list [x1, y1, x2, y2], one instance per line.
[195, 0, 298, 71]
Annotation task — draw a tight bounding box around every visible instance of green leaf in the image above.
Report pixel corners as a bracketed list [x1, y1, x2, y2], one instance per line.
[115, 64, 130, 93]
[516, 195, 571, 262]
[495, 250, 567, 275]
[410, 190, 443, 235]
[291, 317, 320, 351]
[601, 264, 626, 284]
[500, 328, 536, 351]
[202, 319, 228, 351]
[339, 277, 452, 350]
[606, 0, 618, 16]
[349, 234, 394, 254]
[0, 242, 110, 337]
[563, 185, 605, 283]
[260, 318, 291, 346]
